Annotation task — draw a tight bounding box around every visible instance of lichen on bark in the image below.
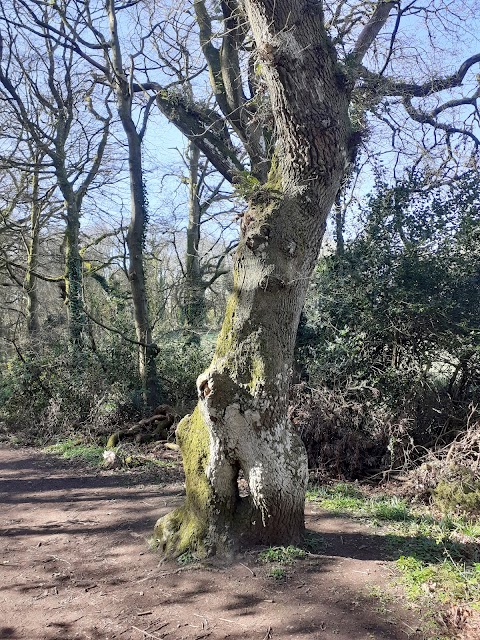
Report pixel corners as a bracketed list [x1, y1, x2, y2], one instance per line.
[213, 291, 239, 363]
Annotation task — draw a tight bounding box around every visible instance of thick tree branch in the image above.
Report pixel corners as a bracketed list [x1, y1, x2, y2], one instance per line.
[351, 1, 397, 64]
[193, 0, 266, 178]
[150, 86, 245, 182]
[361, 53, 480, 98]
[193, 0, 229, 116]
[403, 96, 480, 149]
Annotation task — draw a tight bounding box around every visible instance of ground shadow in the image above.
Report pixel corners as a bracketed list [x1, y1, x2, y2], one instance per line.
[0, 446, 455, 640]
[305, 512, 479, 567]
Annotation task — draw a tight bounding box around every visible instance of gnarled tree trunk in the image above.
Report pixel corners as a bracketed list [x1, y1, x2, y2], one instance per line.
[154, 0, 352, 556]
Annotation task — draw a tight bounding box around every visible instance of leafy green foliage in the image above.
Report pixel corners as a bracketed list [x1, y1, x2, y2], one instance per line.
[0, 336, 143, 444]
[267, 566, 287, 580]
[176, 551, 198, 566]
[433, 471, 480, 515]
[295, 172, 480, 476]
[0, 331, 213, 444]
[259, 546, 305, 581]
[156, 336, 213, 411]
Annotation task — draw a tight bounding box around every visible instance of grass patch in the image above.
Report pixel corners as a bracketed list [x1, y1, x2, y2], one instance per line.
[303, 531, 327, 554]
[307, 482, 480, 609]
[259, 546, 306, 581]
[44, 439, 104, 466]
[306, 482, 365, 512]
[258, 545, 306, 564]
[396, 556, 480, 606]
[267, 566, 287, 580]
[368, 585, 394, 615]
[44, 439, 178, 471]
[306, 483, 410, 522]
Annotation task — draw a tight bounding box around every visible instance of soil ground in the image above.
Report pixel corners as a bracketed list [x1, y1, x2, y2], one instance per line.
[1, 445, 438, 640]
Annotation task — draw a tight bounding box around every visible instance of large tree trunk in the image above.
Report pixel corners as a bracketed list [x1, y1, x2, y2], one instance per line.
[154, 0, 352, 555]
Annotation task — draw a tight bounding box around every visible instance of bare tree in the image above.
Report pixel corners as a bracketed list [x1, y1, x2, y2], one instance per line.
[12, 0, 162, 403]
[167, 142, 235, 332]
[0, 7, 111, 347]
[0, 139, 63, 338]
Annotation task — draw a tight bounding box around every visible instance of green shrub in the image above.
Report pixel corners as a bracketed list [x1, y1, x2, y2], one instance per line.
[156, 336, 214, 411]
[433, 469, 480, 515]
[294, 173, 480, 477]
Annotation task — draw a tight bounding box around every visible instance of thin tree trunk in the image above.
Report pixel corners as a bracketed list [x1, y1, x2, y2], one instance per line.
[334, 190, 345, 258]
[106, 0, 159, 408]
[183, 143, 206, 330]
[25, 158, 41, 335]
[64, 203, 86, 347]
[125, 131, 159, 408]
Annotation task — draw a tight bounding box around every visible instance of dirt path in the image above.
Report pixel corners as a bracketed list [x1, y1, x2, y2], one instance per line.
[0, 446, 430, 640]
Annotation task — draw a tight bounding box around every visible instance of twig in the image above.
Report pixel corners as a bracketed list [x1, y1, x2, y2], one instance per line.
[50, 555, 71, 566]
[352, 570, 369, 574]
[239, 562, 255, 575]
[262, 627, 273, 639]
[137, 610, 154, 616]
[402, 621, 419, 634]
[218, 618, 238, 624]
[132, 625, 165, 639]
[193, 613, 209, 628]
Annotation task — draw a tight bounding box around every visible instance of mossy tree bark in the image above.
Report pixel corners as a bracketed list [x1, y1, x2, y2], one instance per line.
[154, 0, 353, 556]
[63, 203, 86, 347]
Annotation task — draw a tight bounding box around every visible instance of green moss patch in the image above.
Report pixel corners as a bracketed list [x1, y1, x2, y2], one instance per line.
[153, 406, 212, 557]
